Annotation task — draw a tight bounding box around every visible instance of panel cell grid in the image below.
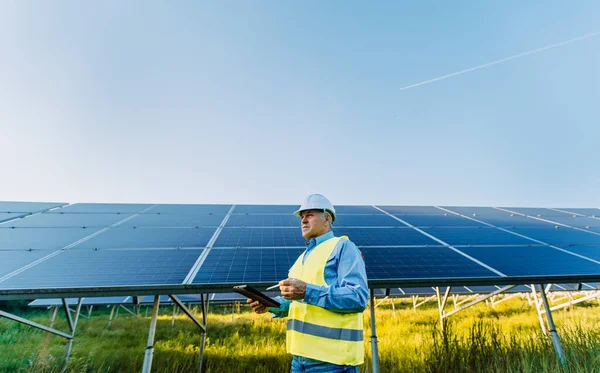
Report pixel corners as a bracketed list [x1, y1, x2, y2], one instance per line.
[0, 202, 65, 213]
[193, 248, 304, 284]
[74, 227, 216, 249]
[361, 247, 499, 279]
[122, 213, 226, 228]
[0, 227, 103, 250]
[0, 249, 204, 289]
[501, 207, 571, 217]
[508, 227, 600, 246]
[557, 246, 600, 262]
[334, 206, 382, 214]
[214, 228, 305, 247]
[56, 203, 155, 213]
[226, 214, 299, 227]
[7, 213, 132, 228]
[0, 250, 50, 277]
[147, 204, 232, 214]
[397, 214, 483, 227]
[234, 205, 297, 214]
[335, 227, 440, 246]
[422, 227, 534, 246]
[377, 206, 446, 215]
[535, 216, 600, 229]
[334, 214, 404, 227]
[459, 246, 600, 276]
[555, 208, 600, 217]
[0, 213, 27, 224]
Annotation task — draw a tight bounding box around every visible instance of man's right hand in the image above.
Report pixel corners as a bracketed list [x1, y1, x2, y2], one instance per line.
[247, 298, 270, 314]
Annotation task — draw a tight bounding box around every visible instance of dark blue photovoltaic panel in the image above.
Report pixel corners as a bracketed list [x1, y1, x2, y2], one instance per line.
[74, 227, 216, 249]
[0, 213, 27, 224]
[377, 206, 446, 215]
[334, 227, 439, 246]
[537, 216, 600, 229]
[226, 214, 299, 227]
[0, 202, 65, 213]
[234, 205, 297, 214]
[555, 208, 600, 217]
[335, 206, 382, 214]
[192, 248, 304, 283]
[0, 227, 102, 250]
[558, 246, 600, 262]
[148, 204, 232, 214]
[459, 246, 600, 276]
[6, 213, 132, 228]
[508, 228, 600, 246]
[213, 228, 305, 247]
[121, 213, 226, 227]
[29, 296, 132, 307]
[56, 203, 155, 213]
[441, 207, 506, 216]
[397, 215, 483, 227]
[502, 208, 568, 217]
[422, 227, 533, 246]
[470, 214, 556, 228]
[334, 215, 403, 227]
[361, 247, 499, 280]
[0, 249, 203, 289]
[0, 250, 50, 277]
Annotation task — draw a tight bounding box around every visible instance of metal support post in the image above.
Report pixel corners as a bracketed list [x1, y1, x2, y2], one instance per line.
[531, 284, 547, 335]
[107, 305, 116, 328]
[142, 295, 161, 373]
[369, 288, 380, 373]
[62, 298, 83, 372]
[197, 294, 208, 373]
[538, 284, 566, 365]
[172, 303, 177, 327]
[390, 298, 396, 318]
[436, 287, 451, 332]
[49, 306, 59, 328]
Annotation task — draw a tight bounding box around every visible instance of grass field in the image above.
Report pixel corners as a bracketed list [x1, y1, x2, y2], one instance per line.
[1, 295, 599, 372]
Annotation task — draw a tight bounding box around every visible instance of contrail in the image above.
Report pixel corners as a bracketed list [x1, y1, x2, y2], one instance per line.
[399, 31, 600, 91]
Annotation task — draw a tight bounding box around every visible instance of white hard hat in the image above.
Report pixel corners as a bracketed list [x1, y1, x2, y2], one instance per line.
[293, 194, 336, 222]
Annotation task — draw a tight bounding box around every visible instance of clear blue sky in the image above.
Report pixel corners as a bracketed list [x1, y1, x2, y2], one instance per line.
[1, 1, 599, 207]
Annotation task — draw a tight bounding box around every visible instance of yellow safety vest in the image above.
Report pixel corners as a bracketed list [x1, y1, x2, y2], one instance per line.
[286, 236, 364, 366]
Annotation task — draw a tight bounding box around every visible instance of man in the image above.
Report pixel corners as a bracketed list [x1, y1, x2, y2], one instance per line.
[248, 194, 369, 373]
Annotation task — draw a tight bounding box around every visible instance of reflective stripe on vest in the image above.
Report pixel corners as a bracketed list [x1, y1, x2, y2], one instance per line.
[286, 236, 364, 366]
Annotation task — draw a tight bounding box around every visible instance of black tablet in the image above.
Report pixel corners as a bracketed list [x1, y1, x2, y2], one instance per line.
[233, 285, 281, 308]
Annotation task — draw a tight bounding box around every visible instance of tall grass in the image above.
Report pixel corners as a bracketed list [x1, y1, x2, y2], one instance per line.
[0, 296, 599, 372]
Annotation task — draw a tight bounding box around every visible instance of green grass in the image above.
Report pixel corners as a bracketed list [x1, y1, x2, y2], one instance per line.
[1, 296, 599, 372]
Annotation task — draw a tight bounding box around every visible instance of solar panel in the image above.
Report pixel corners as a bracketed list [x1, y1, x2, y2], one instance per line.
[74, 227, 216, 249]
[234, 205, 297, 214]
[213, 228, 305, 247]
[535, 216, 600, 229]
[56, 203, 155, 213]
[334, 227, 441, 246]
[555, 208, 600, 217]
[6, 213, 133, 228]
[360, 247, 500, 279]
[557, 246, 600, 262]
[0, 201, 65, 213]
[377, 206, 446, 215]
[29, 296, 132, 307]
[502, 207, 570, 217]
[226, 214, 299, 227]
[397, 214, 483, 227]
[334, 214, 404, 227]
[148, 204, 232, 214]
[422, 227, 533, 246]
[459, 246, 600, 276]
[0, 248, 203, 289]
[335, 205, 383, 214]
[0, 227, 103, 250]
[0, 213, 27, 224]
[0, 250, 50, 277]
[121, 213, 226, 228]
[192, 248, 304, 284]
[507, 227, 600, 246]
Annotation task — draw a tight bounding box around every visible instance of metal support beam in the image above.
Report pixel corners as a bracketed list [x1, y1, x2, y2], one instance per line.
[198, 294, 209, 373]
[436, 287, 451, 332]
[531, 284, 547, 335]
[142, 295, 161, 373]
[119, 304, 137, 317]
[49, 306, 59, 328]
[538, 284, 566, 365]
[107, 305, 116, 328]
[0, 310, 72, 339]
[443, 285, 516, 319]
[170, 295, 206, 333]
[369, 288, 380, 373]
[63, 298, 83, 372]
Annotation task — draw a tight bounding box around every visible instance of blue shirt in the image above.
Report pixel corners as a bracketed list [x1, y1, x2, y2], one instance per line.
[270, 231, 369, 317]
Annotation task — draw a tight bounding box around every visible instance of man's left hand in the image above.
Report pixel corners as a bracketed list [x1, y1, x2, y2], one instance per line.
[279, 278, 307, 300]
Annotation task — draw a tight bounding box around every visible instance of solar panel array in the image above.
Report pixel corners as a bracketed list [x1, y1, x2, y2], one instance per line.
[1, 201, 600, 299]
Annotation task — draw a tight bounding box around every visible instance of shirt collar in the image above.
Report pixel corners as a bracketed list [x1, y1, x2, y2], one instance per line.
[307, 231, 334, 247]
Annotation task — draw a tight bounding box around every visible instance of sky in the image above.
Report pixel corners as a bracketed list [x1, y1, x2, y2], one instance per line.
[1, 1, 599, 207]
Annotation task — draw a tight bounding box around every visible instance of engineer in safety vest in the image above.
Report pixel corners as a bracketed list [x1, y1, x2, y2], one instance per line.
[248, 194, 369, 373]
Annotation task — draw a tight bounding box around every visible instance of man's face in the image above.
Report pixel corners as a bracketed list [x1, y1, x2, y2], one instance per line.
[300, 209, 330, 239]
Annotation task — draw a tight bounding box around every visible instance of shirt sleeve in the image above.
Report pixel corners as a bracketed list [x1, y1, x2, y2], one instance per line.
[269, 296, 291, 318]
[302, 239, 369, 313]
